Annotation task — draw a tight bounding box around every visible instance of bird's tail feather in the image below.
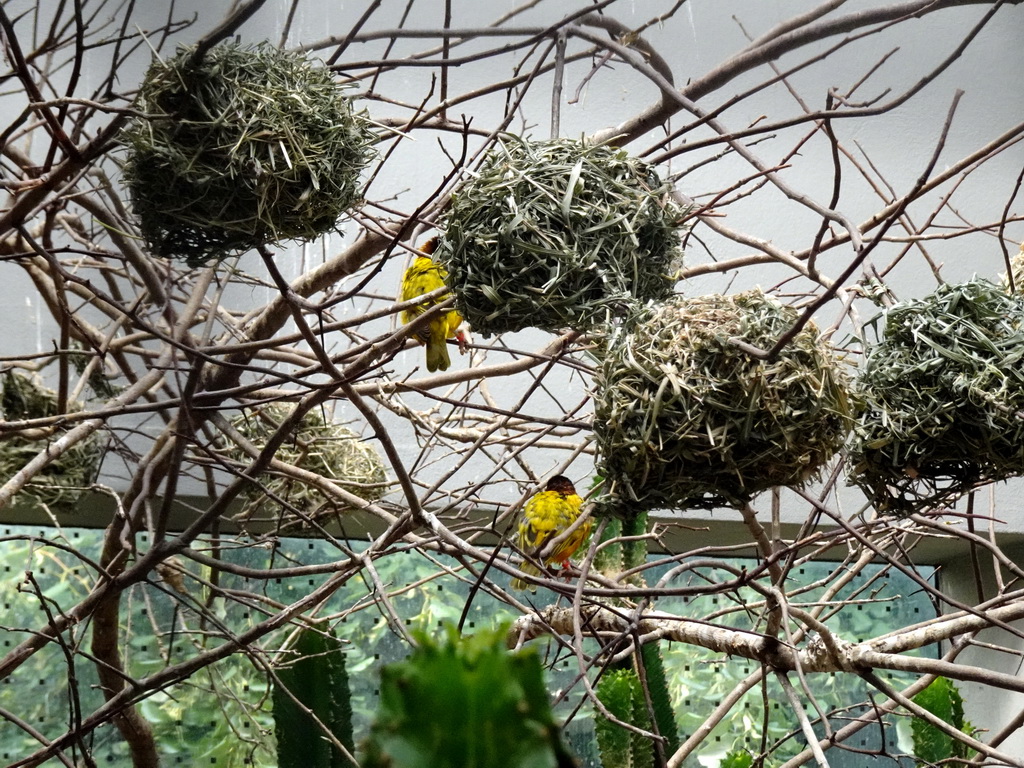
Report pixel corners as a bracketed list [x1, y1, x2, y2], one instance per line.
[426, 325, 451, 372]
[511, 560, 542, 592]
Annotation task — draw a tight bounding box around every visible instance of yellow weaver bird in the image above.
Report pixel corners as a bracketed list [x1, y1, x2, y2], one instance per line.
[400, 236, 466, 372]
[511, 475, 591, 592]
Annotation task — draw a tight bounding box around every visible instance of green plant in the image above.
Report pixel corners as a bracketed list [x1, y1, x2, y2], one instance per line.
[591, 510, 679, 765]
[361, 624, 576, 768]
[595, 669, 654, 768]
[273, 623, 354, 768]
[720, 748, 753, 768]
[638, 643, 679, 758]
[911, 677, 976, 766]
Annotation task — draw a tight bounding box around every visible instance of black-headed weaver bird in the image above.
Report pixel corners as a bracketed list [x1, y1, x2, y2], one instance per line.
[511, 475, 591, 591]
[400, 236, 466, 372]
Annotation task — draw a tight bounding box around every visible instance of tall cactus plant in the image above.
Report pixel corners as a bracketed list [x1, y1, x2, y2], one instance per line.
[596, 669, 654, 768]
[593, 510, 681, 766]
[272, 622, 354, 768]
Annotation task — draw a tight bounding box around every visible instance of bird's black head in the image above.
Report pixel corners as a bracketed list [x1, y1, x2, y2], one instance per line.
[546, 475, 576, 495]
[419, 235, 439, 255]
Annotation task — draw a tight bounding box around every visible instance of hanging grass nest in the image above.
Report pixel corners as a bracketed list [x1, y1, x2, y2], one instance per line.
[0, 372, 105, 511]
[847, 278, 1024, 515]
[593, 292, 854, 513]
[220, 403, 387, 529]
[434, 136, 685, 335]
[122, 42, 374, 267]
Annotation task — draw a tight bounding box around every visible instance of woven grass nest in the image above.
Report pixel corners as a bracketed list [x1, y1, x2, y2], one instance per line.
[593, 292, 854, 513]
[848, 278, 1024, 515]
[0, 372, 104, 511]
[123, 42, 373, 267]
[434, 136, 684, 335]
[221, 403, 387, 528]
[1002, 243, 1024, 293]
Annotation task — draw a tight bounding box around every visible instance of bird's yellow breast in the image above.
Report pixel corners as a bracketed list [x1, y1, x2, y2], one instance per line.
[400, 256, 464, 332]
[518, 490, 588, 564]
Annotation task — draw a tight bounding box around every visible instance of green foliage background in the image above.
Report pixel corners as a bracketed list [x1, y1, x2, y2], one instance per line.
[0, 526, 935, 767]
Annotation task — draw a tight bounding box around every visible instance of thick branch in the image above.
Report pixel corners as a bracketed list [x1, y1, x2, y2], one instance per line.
[510, 603, 1024, 695]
